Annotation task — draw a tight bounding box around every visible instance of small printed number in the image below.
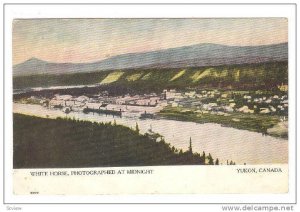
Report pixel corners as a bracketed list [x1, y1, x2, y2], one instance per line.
[30, 191, 39, 194]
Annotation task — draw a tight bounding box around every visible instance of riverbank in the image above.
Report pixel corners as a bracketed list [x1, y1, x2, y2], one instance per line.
[158, 107, 288, 139]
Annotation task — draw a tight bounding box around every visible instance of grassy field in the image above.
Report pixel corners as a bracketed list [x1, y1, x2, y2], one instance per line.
[13, 113, 220, 168]
[159, 107, 284, 138]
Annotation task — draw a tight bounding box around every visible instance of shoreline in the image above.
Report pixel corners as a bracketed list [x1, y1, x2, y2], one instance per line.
[158, 109, 288, 139]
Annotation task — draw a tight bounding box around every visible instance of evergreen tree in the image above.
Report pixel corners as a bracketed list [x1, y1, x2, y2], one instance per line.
[188, 137, 193, 153]
[202, 151, 206, 164]
[135, 122, 140, 133]
[208, 153, 214, 165]
[215, 158, 219, 165]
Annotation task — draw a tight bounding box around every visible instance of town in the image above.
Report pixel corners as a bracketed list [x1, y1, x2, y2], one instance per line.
[19, 87, 288, 121]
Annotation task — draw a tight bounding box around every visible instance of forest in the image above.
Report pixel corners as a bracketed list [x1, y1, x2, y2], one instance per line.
[13, 113, 226, 168]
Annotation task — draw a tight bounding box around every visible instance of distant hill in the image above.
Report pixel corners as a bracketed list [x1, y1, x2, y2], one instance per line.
[13, 43, 288, 76]
[13, 61, 288, 92]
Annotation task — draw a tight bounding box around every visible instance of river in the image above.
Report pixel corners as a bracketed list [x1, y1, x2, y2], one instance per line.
[13, 103, 288, 165]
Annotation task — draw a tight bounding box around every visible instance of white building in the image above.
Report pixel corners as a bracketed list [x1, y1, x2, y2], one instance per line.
[260, 108, 271, 114]
[75, 95, 89, 102]
[238, 106, 254, 113]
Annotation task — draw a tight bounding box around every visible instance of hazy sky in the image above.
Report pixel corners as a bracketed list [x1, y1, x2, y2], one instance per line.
[13, 18, 288, 65]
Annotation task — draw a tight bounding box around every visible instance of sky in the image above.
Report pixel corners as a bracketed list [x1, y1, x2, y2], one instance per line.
[12, 18, 288, 65]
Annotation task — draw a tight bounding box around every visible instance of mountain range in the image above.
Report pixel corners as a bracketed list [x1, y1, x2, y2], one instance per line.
[13, 42, 288, 76]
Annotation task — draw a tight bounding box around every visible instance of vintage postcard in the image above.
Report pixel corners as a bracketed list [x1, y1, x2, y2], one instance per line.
[3, 3, 296, 204]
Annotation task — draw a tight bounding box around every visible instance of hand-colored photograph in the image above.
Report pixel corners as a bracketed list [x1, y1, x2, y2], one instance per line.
[13, 18, 288, 168]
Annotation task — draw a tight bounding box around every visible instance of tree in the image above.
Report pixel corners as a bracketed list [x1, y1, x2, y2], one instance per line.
[188, 137, 193, 153]
[202, 151, 206, 164]
[135, 122, 140, 133]
[208, 153, 214, 165]
[215, 158, 219, 165]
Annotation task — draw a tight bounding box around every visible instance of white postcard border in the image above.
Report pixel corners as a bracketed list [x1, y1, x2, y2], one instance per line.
[3, 3, 297, 203]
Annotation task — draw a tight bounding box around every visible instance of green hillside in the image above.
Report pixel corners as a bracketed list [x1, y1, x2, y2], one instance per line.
[13, 113, 220, 168]
[13, 61, 288, 92]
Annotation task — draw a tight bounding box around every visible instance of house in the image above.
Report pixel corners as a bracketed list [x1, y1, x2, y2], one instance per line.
[54, 94, 72, 101]
[265, 99, 272, 104]
[208, 103, 218, 107]
[75, 95, 89, 102]
[269, 106, 277, 112]
[260, 108, 271, 114]
[165, 90, 176, 99]
[172, 102, 179, 107]
[174, 93, 184, 99]
[238, 106, 254, 113]
[49, 99, 64, 108]
[221, 93, 228, 98]
[237, 106, 248, 113]
[278, 83, 288, 92]
[229, 103, 236, 108]
[223, 106, 234, 112]
[85, 102, 102, 109]
[281, 95, 288, 100]
[136, 99, 150, 106]
[202, 103, 218, 111]
[185, 91, 196, 98]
